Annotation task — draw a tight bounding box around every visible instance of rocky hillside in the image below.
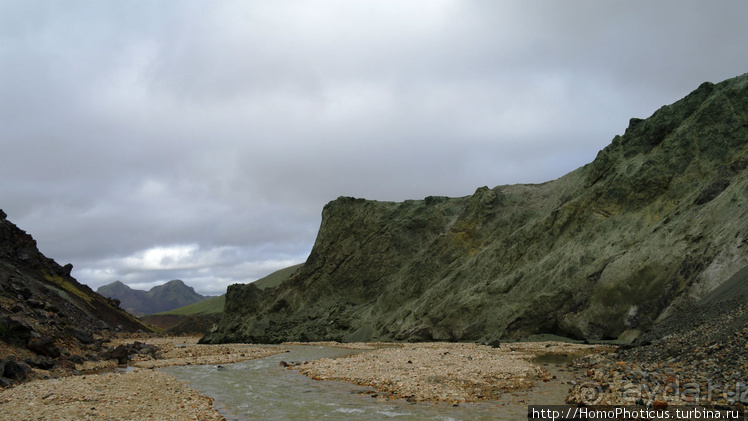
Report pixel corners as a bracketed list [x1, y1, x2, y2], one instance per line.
[202, 73, 748, 345]
[97, 279, 208, 316]
[0, 210, 151, 383]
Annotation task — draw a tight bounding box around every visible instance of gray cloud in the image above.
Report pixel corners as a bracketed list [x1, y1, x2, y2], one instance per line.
[2, 1, 747, 295]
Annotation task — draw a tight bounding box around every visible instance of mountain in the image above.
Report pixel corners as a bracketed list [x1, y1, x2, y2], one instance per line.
[97, 279, 208, 316]
[0, 210, 150, 379]
[139, 264, 302, 333]
[201, 72, 748, 345]
[96, 281, 148, 315]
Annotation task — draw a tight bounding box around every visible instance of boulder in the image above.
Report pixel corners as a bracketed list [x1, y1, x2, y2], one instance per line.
[26, 335, 61, 358]
[25, 355, 55, 370]
[1, 359, 30, 380]
[107, 344, 130, 365]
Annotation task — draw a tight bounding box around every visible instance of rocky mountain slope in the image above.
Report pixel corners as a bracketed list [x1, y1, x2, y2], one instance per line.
[202, 72, 748, 345]
[0, 210, 151, 383]
[97, 279, 208, 316]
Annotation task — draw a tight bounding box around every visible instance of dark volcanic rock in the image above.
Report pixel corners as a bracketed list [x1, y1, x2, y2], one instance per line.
[0, 313, 33, 346]
[568, 270, 748, 405]
[103, 342, 160, 365]
[107, 344, 130, 365]
[0, 209, 153, 384]
[1, 359, 30, 380]
[69, 328, 94, 345]
[26, 335, 61, 358]
[203, 73, 748, 345]
[26, 355, 56, 370]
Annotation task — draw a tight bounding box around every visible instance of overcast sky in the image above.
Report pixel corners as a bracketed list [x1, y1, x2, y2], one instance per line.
[2, 1, 747, 295]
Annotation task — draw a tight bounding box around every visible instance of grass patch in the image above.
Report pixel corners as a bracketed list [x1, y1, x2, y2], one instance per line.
[43, 271, 93, 304]
[159, 295, 225, 315]
[157, 263, 303, 316]
[253, 263, 304, 290]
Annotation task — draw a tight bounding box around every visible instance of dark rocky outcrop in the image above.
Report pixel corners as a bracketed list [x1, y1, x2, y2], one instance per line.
[97, 279, 208, 316]
[0, 212, 152, 385]
[202, 72, 748, 345]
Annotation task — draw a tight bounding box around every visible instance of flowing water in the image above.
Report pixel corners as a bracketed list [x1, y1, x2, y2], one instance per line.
[161, 345, 576, 420]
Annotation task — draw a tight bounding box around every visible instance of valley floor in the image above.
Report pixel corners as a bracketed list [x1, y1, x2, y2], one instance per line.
[0, 336, 609, 420]
[0, 336, 285, 421]
[8, 330, 744, 420]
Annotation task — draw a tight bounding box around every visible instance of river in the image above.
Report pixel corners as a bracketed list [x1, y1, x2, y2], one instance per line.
[161, 345, 577, 420]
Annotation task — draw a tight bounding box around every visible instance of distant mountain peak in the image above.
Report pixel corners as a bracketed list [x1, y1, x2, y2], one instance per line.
[97, 279, 208, 316]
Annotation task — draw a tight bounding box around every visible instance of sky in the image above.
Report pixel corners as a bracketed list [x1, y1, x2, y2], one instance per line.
[2, 1, 748, 296]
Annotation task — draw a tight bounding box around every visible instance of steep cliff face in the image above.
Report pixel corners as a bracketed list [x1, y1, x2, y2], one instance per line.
[202, 73, 748, 344]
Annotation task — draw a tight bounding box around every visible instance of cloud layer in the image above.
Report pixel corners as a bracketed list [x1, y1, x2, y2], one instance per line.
[2, 1, 747, 295]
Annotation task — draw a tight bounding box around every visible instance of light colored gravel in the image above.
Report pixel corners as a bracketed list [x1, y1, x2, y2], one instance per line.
[294, 341, 607, 403]
[0, 336, 607, 418]
[281, 341, 382, 350]
[0, 336, 287, 421]
[123, 338, 284, 369]
[0, 369, 222, 421]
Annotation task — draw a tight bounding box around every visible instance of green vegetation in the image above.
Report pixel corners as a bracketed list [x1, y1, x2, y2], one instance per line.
[43, 271, 93, 304]
[159, 294, 225, 315]
[253, 263, 303, 290]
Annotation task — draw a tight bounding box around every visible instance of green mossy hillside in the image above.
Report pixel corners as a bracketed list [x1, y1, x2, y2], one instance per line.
[203, 73, 748, 345]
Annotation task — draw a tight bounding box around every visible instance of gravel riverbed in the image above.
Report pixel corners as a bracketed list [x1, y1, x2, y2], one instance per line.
[291, 341, 609, 403]
[0, 336, 609, 419]
[0, 336, 285, 421]
[11, 330, 740, 419]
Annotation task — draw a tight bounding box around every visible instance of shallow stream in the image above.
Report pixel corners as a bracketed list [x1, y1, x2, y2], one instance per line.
[161, 345, 576, 420]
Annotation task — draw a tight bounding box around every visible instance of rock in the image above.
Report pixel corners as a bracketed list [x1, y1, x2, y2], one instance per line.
[0, 313, 33, 345]
[27, 335, 61, 358]
[69, 328, 94, 344]
[26, 355, 56, 370]
[2, 359, 30, 380]
[61, 263, 73, 277]
[25, 298, 45, 308]
[107, 344, 131, 365]
[67, 355, 85, 365]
